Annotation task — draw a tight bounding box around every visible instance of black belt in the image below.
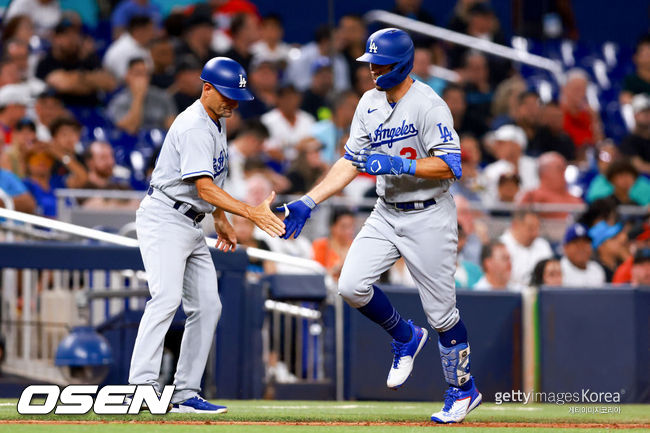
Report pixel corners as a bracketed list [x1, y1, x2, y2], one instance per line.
[382, 196, 437, 211]
[147, 186, 205, 223]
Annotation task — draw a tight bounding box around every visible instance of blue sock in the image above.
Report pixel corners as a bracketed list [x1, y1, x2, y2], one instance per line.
[358, 285, 412, 342]
[438, 319, 473, 391]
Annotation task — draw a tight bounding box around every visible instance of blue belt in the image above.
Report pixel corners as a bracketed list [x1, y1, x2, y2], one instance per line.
[382, 196, 437, 211]
[147, 186, 205, 223]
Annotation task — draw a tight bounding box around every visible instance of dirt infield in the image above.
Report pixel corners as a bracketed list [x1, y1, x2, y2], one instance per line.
[1, 420, 649, 429]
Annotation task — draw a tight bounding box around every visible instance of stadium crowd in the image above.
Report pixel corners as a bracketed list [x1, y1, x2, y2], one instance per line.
[0, 0, 648, 289]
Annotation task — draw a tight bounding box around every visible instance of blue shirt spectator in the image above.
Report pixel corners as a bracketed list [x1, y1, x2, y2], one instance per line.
[0, 168, 36, 213]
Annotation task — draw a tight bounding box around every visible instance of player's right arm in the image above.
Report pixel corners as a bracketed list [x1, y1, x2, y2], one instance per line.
[307, 157, 359, 204]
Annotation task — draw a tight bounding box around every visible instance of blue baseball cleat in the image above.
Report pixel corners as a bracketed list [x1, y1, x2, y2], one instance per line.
[170, 396, 228, 414]
[430, 376, 482, 423]
[386, 320, 428, 389]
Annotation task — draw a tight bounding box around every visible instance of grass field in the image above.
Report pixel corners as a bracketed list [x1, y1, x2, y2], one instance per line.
[1, 399, 649, 433]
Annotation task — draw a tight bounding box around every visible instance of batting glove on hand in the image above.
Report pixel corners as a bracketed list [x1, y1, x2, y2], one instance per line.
[351, 150, 416, 176]
[275, 195, 317, 239]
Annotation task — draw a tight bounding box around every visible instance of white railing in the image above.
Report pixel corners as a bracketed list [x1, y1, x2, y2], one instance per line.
[364, 10, 565, 81]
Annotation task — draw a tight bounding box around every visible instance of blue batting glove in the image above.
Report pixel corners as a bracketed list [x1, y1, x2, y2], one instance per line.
[274, 195, 317, 239]
[353, 151, 416, 176]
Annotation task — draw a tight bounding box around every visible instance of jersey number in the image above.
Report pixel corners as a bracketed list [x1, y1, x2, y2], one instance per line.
[400, 147, 417, 160]
[437, 123, 453, 143]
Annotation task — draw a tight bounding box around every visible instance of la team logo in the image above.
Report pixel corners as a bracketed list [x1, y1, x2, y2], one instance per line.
[17, 384, 174, 415]
[238, 74, 247, 88]
[369, 40, 378, 53]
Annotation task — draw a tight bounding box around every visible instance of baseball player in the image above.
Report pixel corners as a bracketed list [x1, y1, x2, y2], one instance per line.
[277, 29, 481, 423]
[129, 57, 285, 413]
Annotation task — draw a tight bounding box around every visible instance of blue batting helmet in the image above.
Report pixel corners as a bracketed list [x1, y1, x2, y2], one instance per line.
[356, 28, 414, 90]
[200, 57, 254, 101]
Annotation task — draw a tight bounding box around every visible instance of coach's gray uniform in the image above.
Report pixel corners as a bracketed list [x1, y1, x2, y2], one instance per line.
[339, 80, 461, 332]
[129, 100, 228, 403]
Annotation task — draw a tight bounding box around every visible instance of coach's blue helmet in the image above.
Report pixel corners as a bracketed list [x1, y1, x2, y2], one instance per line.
[356, 28, 414, 89]
[200, 57, 254, 101]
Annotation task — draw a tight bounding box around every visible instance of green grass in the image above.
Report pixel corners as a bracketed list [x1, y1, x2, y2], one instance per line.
[1, 400, 648, 433]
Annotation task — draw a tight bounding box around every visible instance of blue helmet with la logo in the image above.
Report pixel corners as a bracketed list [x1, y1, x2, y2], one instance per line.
[357, 28, 414, 90]
[200, 57, 254, 101]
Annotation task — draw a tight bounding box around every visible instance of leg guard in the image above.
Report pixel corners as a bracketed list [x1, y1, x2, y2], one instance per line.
[438, 341, 471, 387]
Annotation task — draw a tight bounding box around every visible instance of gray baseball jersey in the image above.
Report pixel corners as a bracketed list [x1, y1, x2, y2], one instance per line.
[338, 80, 461, 333]
[150, 100, 228, 214]
[129, 99, 225, 403]
[345, 80, 460, 202]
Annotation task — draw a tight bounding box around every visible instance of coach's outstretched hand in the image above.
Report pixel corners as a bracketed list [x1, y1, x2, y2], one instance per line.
[352, 150, 416, 176]
[248, 191, 286, 238]
[275, 195, 317, 239]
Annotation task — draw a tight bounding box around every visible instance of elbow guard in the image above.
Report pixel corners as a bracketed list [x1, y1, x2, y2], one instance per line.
[438, 153, 462, 179]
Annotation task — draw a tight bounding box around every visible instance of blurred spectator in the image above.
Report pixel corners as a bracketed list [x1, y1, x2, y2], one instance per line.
[301, 57, 334, 120]
[530, 257, 562, 286]
[528, 101, 576, 161]
[448, 3, 511, 85]
[0, 84, 29, 145]
[589, 220, 630, 282]
[312, 208, 356, 280]
[107, 58, 176, 135]
[1, 15, 34, 44]
[5, 0, 61, 38]
[481, 125, 538, 203]
[103, 15, 155, 81]
[514, 0, 579, 40]
[219, 13, 259, 72]
[474, 241, 511, 291]
[588, 158, 650, 206]
[354, 64, 374, 96]
[449, 134, 484, 202]
[388, 258, 415, 286]
[560, 69, 603, 157]
[631, 248, 650, 286]
[312, 90, 358, 164]
[411, 47, 446, 95]
[512, 91, 541, 144]
[82, 141, 128, 190]
[620, 33, 650, 105]
[33, 88, 65, 141]
[149, 37, 175, 89]
[448, 0, 485, 34]
[455, 224, 483, 289]
[237, 58, 278, 119]
[455, 194, 488, 266]
[560, 223, 606, 287]
[231, 214, 275, 275]
[35, 18, 117, 108]
[577, 196, 619, 229]
[441, 84, 486, 139]
[489, 172, 519, 217]
[2, 39, 35, 84]
[170, 57, 202, 112]
[613, 222, 650, 284]
[620, 94, 650, 175]
[224, 119, 269, 200]
[111, 0, 162, 39]
[48, 116, 87, 188]
[285, 137, 328, 194]
[461, 51, 492, 134]
[250, 14, 291, 67]
[392, 0, 435, 23]
[177, 7, 218, 65]
[500, 209, 553, 288]
[1, 118, 38, 178]
[337, 14, 367, 88]
[285, 25, 350, 93]
[519, 152, 583, 217]
[490, 75, 527, 129]
[261, 85, 315, 162]
[22, 150, 62, 217]
[0, 145, 36, 213]
[0, 60, 20, 88]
